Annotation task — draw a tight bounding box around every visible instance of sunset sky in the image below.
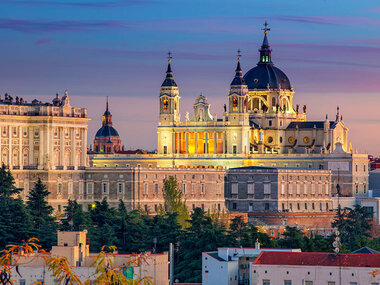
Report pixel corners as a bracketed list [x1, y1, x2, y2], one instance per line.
[0, 0, 379, 154]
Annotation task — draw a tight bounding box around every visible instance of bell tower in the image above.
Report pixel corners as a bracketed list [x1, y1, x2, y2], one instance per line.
[228, 50, 249, 120]
[159, 52, 180, 126]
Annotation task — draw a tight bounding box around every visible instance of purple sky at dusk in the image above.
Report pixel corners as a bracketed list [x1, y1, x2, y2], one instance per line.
[0, 0, 380, 154]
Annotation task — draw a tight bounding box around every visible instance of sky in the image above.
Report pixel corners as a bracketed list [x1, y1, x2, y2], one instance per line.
[0, 0, 380, 154]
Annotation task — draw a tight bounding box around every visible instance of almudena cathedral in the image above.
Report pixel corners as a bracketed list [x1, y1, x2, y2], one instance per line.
[0, 27, 369, 215]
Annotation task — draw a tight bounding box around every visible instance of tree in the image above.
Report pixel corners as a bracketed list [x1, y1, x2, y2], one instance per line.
[61, 200, 92, 232]
[161, 176, 189, 227]
[229, 216, 276, 248]
[26, 178, 58, 249]
[89, 198, 118, 252]
[278, 226, 308, 250]
[176, 208, 229, 283]
[0, 164, 20, 197]
[0, 167, 32, 249]
[332, 204, 373, 251]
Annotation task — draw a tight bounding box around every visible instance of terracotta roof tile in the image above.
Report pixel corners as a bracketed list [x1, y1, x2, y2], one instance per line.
[253, 251, 380, 268]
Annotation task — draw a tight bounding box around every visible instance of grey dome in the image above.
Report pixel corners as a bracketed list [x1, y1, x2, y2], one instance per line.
[95, 125, 120, 138]
[243, 65, 291, 90]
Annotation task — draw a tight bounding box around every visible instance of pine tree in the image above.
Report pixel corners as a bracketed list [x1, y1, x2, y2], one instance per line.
[175, 208, 229, 283]
[62, 200, 92, 232]
[26, 178, 57, 249]
[0, 164, 20, 197]
[0, 168, 32, 248]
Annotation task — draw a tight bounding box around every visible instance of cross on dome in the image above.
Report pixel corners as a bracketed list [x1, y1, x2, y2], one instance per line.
[262, 21, 270, 35]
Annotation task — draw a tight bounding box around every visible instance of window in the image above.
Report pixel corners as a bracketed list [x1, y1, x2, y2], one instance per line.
[350, 283, 357, 285]
[79, 183, 84, 195]
[201, 184, 205, 194]
[289, 203, 293, 211]
[201, 204, 204, 210]
[326, 202, 329, 210]
[233, 145, 237, 154]
[305, 203, 308, 210]
[355, 184, 358, 194]
[57, 183, 62, 195]
[232, 97, 238, 110]
[191, 183, 195, 194]
[263, 281, 270, 285]
[163, 99, 169, 110]
[297, 203, 300, 210]
[284, 281, 291, 285]
[154, 183, 158, 194]
[248, 183, 255, 195]
[312, 203, 315, 210]
[154, 204, 158, 212]
[355, 164, 358, 172]
[265, 203, 269, 210]
[232, 203, 237, 210]
[68, 182, 73, 195]
[264, 183, 271, 195]
[102, 183, 108, 194]
[144, 184, 148, 194]
[118, 183, 124, 194]
[86, 183, 93, 194]
[305, 282, 313, 285]
[182, 183, 186, 194]
[282, 203, 285, 211]
[268, 120, 272, 127]
[231, 183, 238, 194]
[328, 282, 335, 285]
[19, 280, 26, 285]
[364, 184, 367, 193]
[163, 145, 168, 154]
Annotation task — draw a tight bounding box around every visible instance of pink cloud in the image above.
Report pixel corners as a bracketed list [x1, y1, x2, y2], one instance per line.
[35, 37, 53, 45]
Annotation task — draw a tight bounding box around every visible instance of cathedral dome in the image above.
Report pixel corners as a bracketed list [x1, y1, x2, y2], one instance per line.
[243, 65, 291, 90]
[95, 125, 120, 138]
[243, 23, 292, 91]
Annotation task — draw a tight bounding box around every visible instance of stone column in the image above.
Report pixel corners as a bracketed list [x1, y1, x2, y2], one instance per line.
[29, 127, 34, 166]
[19, 126, 22, 169]
[186, 131, 189, 154]
[9, 126, 13, 169]
[172, 131, 175, 154]
[39, 126, 44, 169]
[205, 131, 208, 154]
[72, 127, 77, 169]
[60, 127, 65, 169]
[222, 131, 226, 154]
[214, 131, 217, 155]
[82, 128, 87, 167]
[176, 132, 180, 154]
[194, 132, 198, 154]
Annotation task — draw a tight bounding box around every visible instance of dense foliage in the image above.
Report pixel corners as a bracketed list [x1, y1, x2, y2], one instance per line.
[0, 169, 378, 283]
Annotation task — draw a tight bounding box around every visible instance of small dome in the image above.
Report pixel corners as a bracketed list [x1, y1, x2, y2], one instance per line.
[243, 65, 291, 90]
[95, 125, 120, 138]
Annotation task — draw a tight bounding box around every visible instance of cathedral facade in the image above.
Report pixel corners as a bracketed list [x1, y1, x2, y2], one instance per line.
[90, 28, 368, 198]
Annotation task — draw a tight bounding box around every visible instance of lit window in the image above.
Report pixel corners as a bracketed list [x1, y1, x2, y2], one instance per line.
[232, 98, 238, 110]
[163, 99, 169, 110]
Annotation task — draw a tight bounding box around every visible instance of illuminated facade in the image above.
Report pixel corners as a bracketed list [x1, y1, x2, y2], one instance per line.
[157, 29, 349, 164]
[91, 27, 368, 197]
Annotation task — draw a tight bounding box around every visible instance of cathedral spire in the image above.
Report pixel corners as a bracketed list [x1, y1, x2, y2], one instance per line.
[103, 97, 112, 126]
[258, 21, 273, 65]
[231, 49, 246, 86]
[161, 51, 177, 87]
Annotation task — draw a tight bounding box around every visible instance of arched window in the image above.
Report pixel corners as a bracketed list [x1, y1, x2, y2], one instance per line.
[232, 98, 238, 111]
[163, 99, 169, 110]
[272, 97, 276, 107]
